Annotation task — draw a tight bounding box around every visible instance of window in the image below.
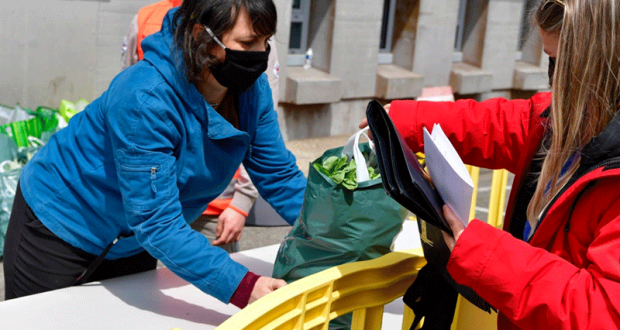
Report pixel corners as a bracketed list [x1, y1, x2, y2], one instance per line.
[379, 0, 396, 52]
[452, 0, 469, 62]
[454, 0, 468, 52]
[378, 0, 396, 64]
[289, 0, 311, 54]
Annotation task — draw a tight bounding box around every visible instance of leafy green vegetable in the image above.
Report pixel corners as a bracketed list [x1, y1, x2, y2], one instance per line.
[313, 153, 381, 190]
[368, 166, 381, 180]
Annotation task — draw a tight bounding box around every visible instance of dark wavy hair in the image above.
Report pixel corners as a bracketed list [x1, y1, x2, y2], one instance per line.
[173, 0, 277, 84]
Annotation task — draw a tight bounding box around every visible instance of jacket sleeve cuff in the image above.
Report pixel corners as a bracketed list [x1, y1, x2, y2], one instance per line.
[447, 219, 507, 292]
[229, 271, 261, 308]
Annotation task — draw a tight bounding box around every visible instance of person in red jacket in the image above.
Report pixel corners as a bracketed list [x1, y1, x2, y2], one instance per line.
[363, 0, 620, 329]
[121, 0, 282, 252]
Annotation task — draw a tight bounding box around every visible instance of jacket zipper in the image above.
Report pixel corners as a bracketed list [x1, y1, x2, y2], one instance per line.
[151, 167, 157, 192]
[119, 164, 160, 193]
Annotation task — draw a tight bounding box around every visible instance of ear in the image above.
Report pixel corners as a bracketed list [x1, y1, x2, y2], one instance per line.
[192, 23, 205, 43]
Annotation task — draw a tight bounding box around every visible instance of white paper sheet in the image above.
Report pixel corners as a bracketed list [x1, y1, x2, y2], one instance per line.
[423, 124, 474, 226]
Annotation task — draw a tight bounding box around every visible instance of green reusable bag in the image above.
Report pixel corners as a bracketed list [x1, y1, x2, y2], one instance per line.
[0, 133, 45, 258]
[0, 135, 20, 258]
[0, 104, 42, 148]
[272, 129, 408, 329]
[34, 106, 61, 142]
[0, 104, 61, 148]
[58, 99, 88, 124]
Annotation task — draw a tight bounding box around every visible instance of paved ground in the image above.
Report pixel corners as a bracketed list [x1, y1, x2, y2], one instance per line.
[0, 134, 509, 301]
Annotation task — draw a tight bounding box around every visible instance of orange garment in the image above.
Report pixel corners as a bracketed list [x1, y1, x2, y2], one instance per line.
[202, 170, 248, 217]
[136, 0, 183, 60]
[137, 0, 246, 217]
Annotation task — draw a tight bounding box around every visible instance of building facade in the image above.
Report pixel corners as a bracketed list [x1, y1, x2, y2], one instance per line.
[0, 0, 547, 141]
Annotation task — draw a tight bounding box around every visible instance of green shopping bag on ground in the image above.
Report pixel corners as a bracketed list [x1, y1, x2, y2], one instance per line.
[0, 101, 68, 258]
[0, 104, 61, 147]
[272, 128, 408, 329]
[0, 135, 45, 258]
[0, 104, 41, 148]
[58, 98, 88, 124]
[0, 135, 20, 258]
[34, 106, 61, 143]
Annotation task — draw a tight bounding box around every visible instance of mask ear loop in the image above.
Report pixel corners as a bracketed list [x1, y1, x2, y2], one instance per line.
[205, 27, 227, 49]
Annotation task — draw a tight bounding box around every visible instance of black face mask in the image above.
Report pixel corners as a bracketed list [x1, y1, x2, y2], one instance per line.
[205, 27, 270, 92]
[548, 56, 556, 87]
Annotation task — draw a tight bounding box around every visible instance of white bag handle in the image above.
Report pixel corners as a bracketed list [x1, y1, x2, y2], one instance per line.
[342, 127, 374, 183]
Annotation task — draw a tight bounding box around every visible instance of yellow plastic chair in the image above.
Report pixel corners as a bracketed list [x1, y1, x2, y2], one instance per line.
[487, 169, 510, 229]
[216, 248, 426, 330]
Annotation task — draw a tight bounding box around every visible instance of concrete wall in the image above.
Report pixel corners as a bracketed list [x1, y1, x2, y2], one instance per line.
[1, 0, 154, 109]
[1, 0, 547, 141]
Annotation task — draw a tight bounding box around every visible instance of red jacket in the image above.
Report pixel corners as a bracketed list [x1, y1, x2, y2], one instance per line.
[390, 92, 620, 329]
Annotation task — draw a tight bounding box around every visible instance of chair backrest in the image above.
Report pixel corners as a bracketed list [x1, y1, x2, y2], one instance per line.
[487, 169, 509, 228]
[465, 166, 509, 227]
[215, 248, 426, 330]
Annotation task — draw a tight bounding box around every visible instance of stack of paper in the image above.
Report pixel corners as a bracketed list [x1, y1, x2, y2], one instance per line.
[423, 124, 474, 227]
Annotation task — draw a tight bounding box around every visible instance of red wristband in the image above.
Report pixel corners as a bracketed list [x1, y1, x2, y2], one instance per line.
[229, 271, 261, 308]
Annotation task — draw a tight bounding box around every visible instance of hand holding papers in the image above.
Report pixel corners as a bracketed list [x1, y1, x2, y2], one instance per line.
[365, 100, 492, 313]
[423, 124, 474, 227]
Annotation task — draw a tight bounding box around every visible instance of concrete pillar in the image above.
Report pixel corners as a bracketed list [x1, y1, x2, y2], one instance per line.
[462, 0, 526, 90]
[513, 15, 549, 91]
[309, 0, 384, 99]
[392, 0, 460, 87]
[520, 25, 544, 66]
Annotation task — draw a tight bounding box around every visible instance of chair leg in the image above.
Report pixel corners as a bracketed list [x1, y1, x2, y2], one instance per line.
[351, 306, 384, 330]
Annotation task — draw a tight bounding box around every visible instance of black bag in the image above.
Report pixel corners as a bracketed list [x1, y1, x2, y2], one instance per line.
[365, 100, 493, 325]
[365, 100, 450, 234]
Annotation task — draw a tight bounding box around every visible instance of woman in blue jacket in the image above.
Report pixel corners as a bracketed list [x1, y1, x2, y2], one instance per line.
[3, 0, 306, 308]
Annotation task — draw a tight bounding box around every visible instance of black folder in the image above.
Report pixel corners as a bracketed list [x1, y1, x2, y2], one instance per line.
[366, 100, 492, 313]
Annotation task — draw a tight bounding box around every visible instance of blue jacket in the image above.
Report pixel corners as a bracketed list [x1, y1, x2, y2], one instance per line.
[20, 8, 306, 303]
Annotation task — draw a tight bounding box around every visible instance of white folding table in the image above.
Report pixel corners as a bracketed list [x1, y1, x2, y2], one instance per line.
[0, 221, 420, 330]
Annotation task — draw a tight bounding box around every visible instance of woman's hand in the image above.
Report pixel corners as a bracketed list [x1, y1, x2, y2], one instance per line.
[249, 276, 287, 304]
[441, 204, 466, 252]
[358, 103, 391, 129]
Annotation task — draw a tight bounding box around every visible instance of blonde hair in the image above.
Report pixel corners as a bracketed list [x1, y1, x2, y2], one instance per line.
[527, 0, 620, 221]
[532, 0, 564, 34]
